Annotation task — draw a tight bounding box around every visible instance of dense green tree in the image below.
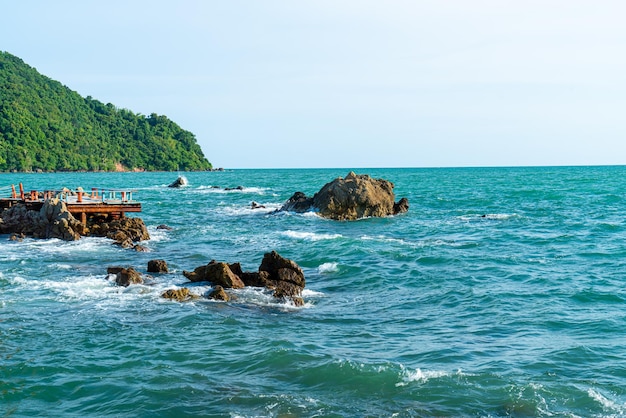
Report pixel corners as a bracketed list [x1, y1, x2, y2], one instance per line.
[0, 51, 212, 172]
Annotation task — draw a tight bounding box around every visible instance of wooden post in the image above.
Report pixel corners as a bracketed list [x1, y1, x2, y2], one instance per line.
[11, 184, 16, 199]
[121, 191, 126, 202]
[77, 190, 83, 203]
[91, 188, 98, 198]
[19, 183, 24, 200]
[80, 212, 87, 225]
[30, 190, 37, 200]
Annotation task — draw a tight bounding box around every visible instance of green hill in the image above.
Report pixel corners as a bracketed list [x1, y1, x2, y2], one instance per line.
[0, 51, 212, 172]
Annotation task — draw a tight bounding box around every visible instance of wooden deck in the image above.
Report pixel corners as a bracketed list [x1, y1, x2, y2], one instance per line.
[0, 184, 142, 224]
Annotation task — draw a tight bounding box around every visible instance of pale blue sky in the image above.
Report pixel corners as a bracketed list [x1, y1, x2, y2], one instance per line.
[2, 1, 625, 168]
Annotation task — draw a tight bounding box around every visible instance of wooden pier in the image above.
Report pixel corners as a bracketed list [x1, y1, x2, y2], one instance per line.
[0, 183, 142, 225]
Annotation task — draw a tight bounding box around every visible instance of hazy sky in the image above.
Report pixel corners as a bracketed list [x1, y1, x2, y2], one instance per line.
[2, 1, 625, 168]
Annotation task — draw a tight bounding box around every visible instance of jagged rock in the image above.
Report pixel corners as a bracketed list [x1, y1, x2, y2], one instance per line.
[161, 288, 197, 302]
[114, 267, 143, 287]
[259, 251, 306, 304]
[207, 285, 230, 301]
[278, 172, 409, 220]
[147, 259, 169, 273]
[156, 224, 173, 230]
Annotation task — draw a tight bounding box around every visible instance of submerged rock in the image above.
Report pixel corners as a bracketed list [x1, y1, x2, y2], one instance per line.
[207, 285, 230, 301]
[89, 217, 150, 247]
[161, 288, 197, 302]
[278, 172, 409, 220]
[112, 267, 143, 287]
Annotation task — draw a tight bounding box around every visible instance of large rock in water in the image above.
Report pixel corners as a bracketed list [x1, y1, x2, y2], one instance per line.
[279, 172, 409, 220]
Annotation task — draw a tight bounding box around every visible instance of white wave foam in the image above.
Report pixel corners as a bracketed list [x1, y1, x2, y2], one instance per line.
[302, 289, 325, 297]
[224, 287, 314, 310]
[588, 388, 625, 414]
[396, 368, 451, 386]
[318, 262, 338, 273]
[147, 227, 173, 243]
[49, 263, 73, 270]
[361, 235, 408, 245]
[221, 203, 281, 216]
[282, 230, 342, 241]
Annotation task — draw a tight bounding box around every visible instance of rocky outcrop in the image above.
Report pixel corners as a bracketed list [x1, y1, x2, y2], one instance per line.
[181, 251, 306, 306]
[147, 259, 169, 273]
[0, 199, 84, 240]
[278, 172, 409, 220]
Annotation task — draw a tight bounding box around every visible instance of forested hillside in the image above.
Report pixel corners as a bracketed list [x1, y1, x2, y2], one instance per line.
[0, 51, 212, 172]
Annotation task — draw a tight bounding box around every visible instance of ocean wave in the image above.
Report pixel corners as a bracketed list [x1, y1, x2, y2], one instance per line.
[396, 367, 454, 386]
[302, 288, 325, 297]
[457, 213, 519, 222]
[282, 230, 343, 241]
[588, 388, 626, 415]
[195, 185, 270, 195]
[360, 235, 472, 249]
[318, 262, 339, 273]
[220, 203, 281, 217]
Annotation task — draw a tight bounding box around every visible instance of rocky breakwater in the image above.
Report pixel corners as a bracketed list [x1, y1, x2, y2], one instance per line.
[167, 251, 306, 306]
[0, 199, 149, 249]
[278, 171, 409, 220]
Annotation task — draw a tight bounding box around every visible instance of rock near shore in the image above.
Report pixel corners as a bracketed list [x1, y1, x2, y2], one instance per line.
[279, 172, 409, 220]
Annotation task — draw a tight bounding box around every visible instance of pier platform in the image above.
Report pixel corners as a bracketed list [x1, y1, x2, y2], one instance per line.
[0, 183, 142, 224]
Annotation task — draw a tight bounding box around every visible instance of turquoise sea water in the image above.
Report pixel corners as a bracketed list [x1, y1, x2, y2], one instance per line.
[2, 166, 626, 417]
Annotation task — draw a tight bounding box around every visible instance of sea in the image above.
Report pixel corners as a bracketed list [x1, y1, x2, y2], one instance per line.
[2, 166, 626, 417]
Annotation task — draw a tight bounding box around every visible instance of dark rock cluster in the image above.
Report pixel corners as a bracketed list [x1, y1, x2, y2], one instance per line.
[176, 251, 306, 306]
[107, 252, 306, 307]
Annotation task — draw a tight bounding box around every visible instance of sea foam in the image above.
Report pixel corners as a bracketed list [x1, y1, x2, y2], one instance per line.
[318, 262, 339, 273]
[282, 230, 342, 241]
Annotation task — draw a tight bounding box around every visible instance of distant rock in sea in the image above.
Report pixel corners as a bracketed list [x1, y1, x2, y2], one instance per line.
[278, 171, 409, 220]
[168, 176, 188, 188]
